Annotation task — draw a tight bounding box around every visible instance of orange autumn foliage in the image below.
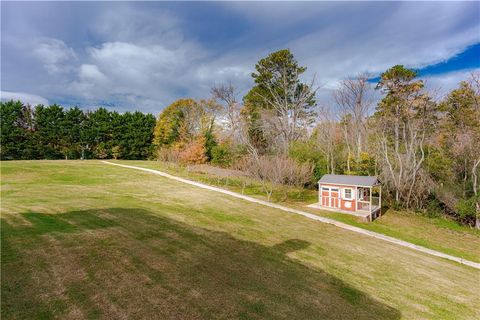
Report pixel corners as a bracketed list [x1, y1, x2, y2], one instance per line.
[178, 136, 208, 164]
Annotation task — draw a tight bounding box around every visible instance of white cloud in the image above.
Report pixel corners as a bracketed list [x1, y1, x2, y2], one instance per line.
[287, 3, 479, 88]
[3, 2, 478, 113]
[423, 69, 480, 100]
[33, 38, 77, 74]
[62, 6, 211, 111]
[79, 64, 107, 83]
[88, 42, 188, 81]
[1, 91, 49, 106]
[93, 6, 182, 46]
[68, 40, 203, 106]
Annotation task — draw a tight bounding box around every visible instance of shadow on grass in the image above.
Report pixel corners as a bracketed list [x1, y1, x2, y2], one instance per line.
[2, 208, 401, 320]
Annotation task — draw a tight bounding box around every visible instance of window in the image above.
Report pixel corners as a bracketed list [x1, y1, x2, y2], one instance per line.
[343, 188, 353, 200]
[331, 188, 339, 192]
[322, 187, 329, 191]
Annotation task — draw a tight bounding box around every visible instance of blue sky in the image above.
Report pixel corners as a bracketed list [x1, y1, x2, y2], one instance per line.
[1, 1, 479, 113]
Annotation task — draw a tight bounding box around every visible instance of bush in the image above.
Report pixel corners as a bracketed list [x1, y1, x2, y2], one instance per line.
[456, 196, 477, 225]
[156, 146, 180, 163]
[350, 152, 376, 176]
[178, 137, 208, 164]
[288, 140, 327, 184]
[423, 197, 444, 218]
[211, 143, 234, 167]
[112, 146, 122, 160]
[237, 155, 314, 200]
[94, 143, 110, 159]
[203, 125, 217, 161]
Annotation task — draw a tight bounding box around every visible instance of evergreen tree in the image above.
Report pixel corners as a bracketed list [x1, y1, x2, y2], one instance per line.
[62, 107, 85, 159]
[1, 101, 29, 159]
[243, 49, 316, 153]
[35, 104, 65, 159]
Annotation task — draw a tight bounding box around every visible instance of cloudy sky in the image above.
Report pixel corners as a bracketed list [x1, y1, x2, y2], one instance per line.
[1, 1, 479, 114]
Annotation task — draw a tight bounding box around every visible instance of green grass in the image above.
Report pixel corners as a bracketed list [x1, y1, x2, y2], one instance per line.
[120, 160, 480, 263]
[1, 160, 479, 319]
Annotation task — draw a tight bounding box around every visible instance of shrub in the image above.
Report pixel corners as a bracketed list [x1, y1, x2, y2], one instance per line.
[94, 143, 109, 159]
[178, 137, 208, 164]
[288, 140, 327, 184]
[238, 155, 314, 200]
[156, 146, 180, 163]
[112, 146, 122, 160]
[423, 197, 444, 218]
[211, 143, 234, 167]
[203, 124, 217, 161]
[456, 195, 478, 225]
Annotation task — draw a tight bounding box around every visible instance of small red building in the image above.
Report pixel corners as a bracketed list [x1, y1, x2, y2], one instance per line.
[313, 174, 382, 221]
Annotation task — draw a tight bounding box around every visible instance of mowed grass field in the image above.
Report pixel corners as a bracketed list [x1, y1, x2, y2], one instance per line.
[122, 160, 480, 263]
[1, 161, 479, 319]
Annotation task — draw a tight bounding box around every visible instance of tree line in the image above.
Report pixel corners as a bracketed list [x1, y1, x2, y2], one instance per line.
[152, 50, 480, 227]
[0, 102, 155, 160]
[1, 49, 479, 227]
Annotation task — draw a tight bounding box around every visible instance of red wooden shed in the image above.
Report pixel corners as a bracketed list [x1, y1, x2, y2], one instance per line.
[313, 174, 381, 221]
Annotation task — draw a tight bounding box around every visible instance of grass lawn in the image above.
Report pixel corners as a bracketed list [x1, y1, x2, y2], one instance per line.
[120, 160, 480, 264]
[1, 160, 479, 319]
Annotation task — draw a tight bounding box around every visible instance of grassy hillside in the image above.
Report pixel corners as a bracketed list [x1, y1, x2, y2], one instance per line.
[1, 161, 479, 319]
[119, 160, 480, 263]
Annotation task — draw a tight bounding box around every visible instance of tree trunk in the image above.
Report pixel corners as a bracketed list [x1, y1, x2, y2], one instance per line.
[342, 124, 351, 173]
[357, 131, 362, 162]
[476, 201, 480, 230]
[474, 159, 480, 229]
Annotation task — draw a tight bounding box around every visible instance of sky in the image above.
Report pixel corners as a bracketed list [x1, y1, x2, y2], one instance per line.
[1, 1, 479, 114]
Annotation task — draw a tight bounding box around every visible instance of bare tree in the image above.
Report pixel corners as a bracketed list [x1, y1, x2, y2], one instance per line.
[239, 155, 313, 201]
[375, 87, 433, 208]
[333, 74, 373, 172]
[467, 72, 480, 228]
[315, 105, 338, 174]
[211, 83, 242, 141]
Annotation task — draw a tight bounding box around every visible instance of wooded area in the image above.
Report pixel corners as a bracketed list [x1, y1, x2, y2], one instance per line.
[0, 103, 155, 160]
[1, 49, 479, 227]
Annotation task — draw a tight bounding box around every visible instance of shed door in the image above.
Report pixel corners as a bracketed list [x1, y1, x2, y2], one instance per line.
[321, 187, 339, 208]
[330, 188, 340, 208]
[321, 187, 330, 206]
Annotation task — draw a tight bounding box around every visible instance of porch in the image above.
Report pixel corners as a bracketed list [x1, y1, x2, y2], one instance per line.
[307, 202, 381, 221]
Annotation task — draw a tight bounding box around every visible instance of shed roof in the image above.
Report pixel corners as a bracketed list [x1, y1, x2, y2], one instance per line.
[319, 174, 379, 187]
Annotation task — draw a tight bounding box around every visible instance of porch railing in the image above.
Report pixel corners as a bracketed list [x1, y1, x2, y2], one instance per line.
[357, 196, 380, 211]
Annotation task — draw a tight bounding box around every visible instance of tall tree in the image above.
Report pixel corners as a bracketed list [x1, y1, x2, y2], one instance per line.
[211, 83, 242, 142]
[374, 65, 435, 208]
[315, 106, 340, 174]
[439, 75, 480, 227]
[85, 108, 113, 159]
[153, 99, 196, 147]
[153, 98, 220, 160]
[0, 101, 34, 159]
[35, 104, 66, 159]
[119, 111, 156, 159]
[333, 74, 373, 172]
[243, 49, 317, 154]
[62, 107, 85, 159]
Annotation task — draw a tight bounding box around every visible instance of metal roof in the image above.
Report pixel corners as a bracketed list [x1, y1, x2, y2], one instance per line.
[319, 174, 379, 187]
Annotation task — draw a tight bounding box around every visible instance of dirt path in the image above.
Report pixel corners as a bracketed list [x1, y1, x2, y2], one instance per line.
[102, 161, 480, 270]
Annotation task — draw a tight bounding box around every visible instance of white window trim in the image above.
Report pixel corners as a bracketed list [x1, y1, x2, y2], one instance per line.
[342, 188, 354, 200]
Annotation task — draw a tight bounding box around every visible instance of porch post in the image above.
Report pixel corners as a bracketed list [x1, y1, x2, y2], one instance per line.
[369, 187, 372, 221]
[319, 183, 322, 205]
[354, 186, 357, 211]
[379, 184, 382, 215]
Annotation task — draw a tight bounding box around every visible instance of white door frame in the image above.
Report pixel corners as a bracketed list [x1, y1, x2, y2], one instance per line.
[321, 186, 339, 208]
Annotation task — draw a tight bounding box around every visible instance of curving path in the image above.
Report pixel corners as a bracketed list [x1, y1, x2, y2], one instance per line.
[102, 161, 480, 270]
